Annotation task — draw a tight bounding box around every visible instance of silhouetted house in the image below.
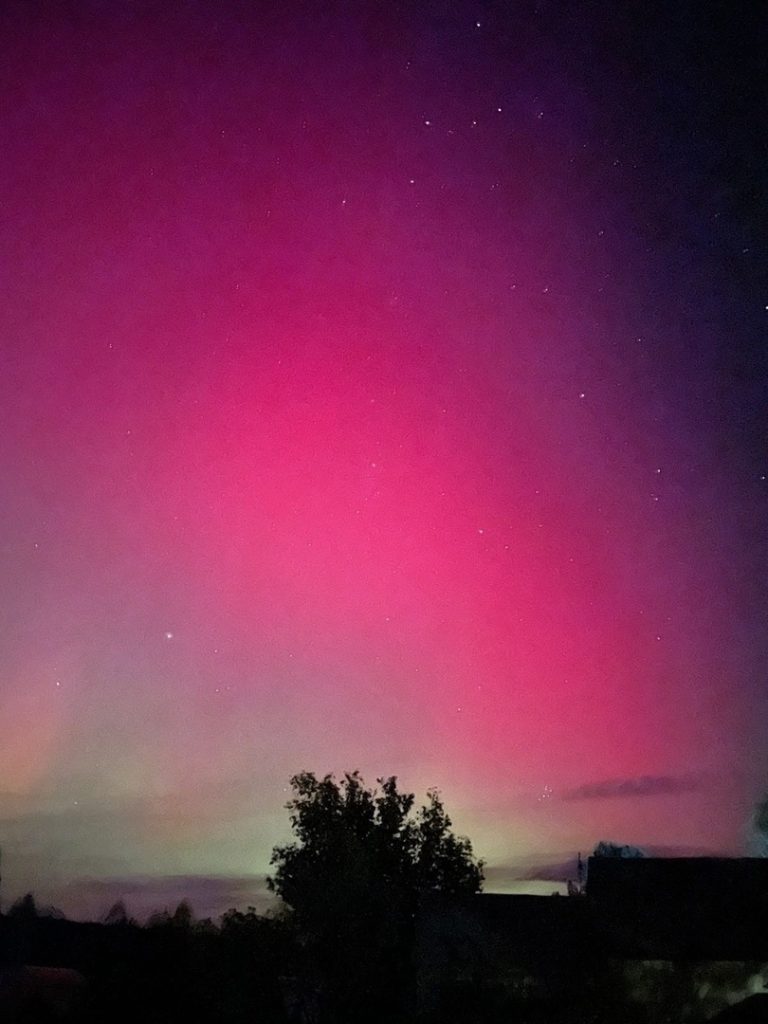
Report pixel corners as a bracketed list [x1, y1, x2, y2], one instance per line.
[585, 857, 768, 960]
[415, 859, 768, 1019]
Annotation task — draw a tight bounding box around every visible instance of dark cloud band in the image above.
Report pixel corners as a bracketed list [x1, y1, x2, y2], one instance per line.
[562, 774, 703, 801]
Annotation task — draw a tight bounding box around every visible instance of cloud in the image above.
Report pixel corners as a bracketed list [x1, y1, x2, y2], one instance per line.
[561, 773, 704, 801]
[516, 857, 581, 882]
[480, 864, 568, 894]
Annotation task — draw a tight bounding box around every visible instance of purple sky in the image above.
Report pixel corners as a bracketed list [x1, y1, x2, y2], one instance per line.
[1, 1, 766, 920]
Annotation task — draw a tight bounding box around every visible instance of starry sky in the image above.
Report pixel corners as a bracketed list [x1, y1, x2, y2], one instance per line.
[1, 0, 766, 920]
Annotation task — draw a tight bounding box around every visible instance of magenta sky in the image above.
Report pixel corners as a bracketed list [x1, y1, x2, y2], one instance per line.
[1, 2, 765, 918]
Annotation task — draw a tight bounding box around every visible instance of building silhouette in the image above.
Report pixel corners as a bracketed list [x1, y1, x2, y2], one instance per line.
[415, 857, 768, 1019]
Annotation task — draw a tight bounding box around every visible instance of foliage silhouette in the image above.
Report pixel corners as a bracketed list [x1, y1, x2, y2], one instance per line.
[592, 840, 647, 858]
[7, 892, 39, 920]
[268, 770, 484, 1022]
[170, 899, 194, 929]
[268, 771, 484, 907]
[102, 899, 134, 927]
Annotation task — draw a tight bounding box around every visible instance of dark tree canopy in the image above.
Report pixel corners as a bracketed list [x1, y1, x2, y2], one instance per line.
[267, 771, 484, 1021]
[592, 840, 647, 858]
[103, 899, 132, 926]
[268, 771, 483, 915]
[7, 892, 39, 920]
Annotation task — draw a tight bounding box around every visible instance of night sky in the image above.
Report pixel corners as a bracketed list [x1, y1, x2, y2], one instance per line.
[1, 1, 766, 920]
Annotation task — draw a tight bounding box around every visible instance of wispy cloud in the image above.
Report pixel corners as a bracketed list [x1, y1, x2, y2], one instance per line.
[480, 864, 568, 894]
[512, 857, 580, 883]
[561, 773, 704, 801]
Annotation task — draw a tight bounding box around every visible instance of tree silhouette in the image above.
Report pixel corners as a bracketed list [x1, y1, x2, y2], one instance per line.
[7, 892, 39, 919]
[146, 908, 172, 928]
[103, 899, 134, 926]
[592, 840, 647, 858]
[268, 771, 483, 913]
[268, 771, 483, 1022]
[171, 899, 194, 929]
